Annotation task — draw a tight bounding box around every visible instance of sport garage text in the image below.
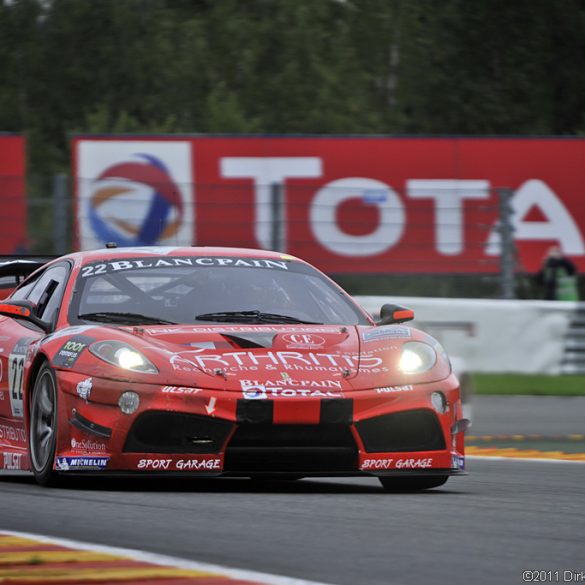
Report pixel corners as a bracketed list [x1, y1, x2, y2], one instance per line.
[137, 458, 221, 471]
[362, 458, 433, 470]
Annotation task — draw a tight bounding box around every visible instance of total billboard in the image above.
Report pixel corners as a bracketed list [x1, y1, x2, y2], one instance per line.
[0, 134, 26, 254]
[73, 136, 585, 274]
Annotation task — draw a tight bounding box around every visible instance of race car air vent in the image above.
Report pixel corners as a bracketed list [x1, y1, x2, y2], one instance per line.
[355, 409, 446, 453]
[224, 424, 358, 472]
[221, 333, 275, 348]
[69, 411, 112, 438]
[123, 412, 234, 454]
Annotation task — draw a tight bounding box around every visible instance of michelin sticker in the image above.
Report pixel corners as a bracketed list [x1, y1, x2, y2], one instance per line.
[55, 456, 109, 471]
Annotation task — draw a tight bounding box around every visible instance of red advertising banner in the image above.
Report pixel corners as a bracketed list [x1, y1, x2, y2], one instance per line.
[0, 135, 26, 254]
[73, 136, 585, 274]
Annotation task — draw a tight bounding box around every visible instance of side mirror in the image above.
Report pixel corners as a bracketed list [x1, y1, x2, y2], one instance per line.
[0, 300, 51, 333]
[376, 303, 414, 326]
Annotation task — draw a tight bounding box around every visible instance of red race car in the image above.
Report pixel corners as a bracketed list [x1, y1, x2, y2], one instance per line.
[0, 247, 468, 489]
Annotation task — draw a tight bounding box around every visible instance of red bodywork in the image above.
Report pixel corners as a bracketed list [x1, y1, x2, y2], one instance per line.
[0, 247, 465, 479]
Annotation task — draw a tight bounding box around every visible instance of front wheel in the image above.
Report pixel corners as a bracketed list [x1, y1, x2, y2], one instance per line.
[29, 364, 59, 486]
[379, 475, 448, 492]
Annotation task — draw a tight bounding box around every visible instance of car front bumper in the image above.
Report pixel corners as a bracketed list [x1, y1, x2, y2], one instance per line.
[52, 371, 467, 477]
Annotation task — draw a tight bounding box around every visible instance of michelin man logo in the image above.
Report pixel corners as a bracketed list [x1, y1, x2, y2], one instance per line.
[76, 377, 92, 401]
[56, 458, 70, 471]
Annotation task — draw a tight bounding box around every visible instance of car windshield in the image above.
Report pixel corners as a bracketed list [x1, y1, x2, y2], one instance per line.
[70, 256, 368, 326]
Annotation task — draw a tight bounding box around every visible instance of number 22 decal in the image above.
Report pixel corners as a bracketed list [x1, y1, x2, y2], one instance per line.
[8, 354, 26, 418]
[80, 264, 107, 278]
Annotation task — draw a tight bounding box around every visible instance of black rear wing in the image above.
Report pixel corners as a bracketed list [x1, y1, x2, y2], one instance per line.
[0, 255, 58, 298]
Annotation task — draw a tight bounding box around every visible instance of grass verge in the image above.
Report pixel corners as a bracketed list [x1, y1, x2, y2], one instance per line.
[471, 373, 585, 396]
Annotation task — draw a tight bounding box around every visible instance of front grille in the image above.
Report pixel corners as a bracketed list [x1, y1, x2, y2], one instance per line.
[355, 409, 445, 453]
[124, 411, 234, 454]
[224, 424, 358, 472]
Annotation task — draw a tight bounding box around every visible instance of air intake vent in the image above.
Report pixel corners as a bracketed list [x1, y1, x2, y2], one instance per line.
[224, 424, 358, 472]
[356, 409, 445, 453]
[124, 412, 233, 454]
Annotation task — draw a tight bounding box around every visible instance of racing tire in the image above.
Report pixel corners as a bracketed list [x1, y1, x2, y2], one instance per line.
[29, 364, 59, 487]
[379, 475, 448, 492]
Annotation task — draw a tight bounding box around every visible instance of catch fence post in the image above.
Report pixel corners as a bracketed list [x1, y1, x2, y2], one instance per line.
[497, 187, 516, 299]
[52, 173, 69, 255]
[270, 182, 286, 252]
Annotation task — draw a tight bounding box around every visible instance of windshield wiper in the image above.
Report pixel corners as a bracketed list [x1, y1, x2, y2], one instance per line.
[78, 312, 177, 325]
[195, 310, 322, 325]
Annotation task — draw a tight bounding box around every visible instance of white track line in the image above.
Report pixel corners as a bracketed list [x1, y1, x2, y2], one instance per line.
[467, 455, 585, 464]
[1, 529, 336, 585]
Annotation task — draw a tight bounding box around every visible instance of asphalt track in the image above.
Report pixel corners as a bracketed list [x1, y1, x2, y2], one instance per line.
[470, 395, 585, 436]
[0, 395, 584, 585]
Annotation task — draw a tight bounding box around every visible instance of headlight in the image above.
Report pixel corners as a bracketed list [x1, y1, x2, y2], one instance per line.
[89, 341, 158, 374]
[398, 341, 436, 374]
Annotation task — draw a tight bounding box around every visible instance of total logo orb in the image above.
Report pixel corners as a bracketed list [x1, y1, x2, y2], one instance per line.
[89, 154, 183, 246]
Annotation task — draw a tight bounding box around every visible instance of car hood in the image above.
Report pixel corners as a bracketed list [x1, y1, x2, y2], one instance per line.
[47, 323, 450, 391]
[129, 323, 449, 391]
[134, 324, 359, 388]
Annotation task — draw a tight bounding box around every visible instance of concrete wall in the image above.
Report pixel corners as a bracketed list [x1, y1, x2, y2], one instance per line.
[355, 296, 582, 374]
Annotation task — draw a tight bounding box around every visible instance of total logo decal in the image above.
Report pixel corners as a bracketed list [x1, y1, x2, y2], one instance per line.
[70, 438, 107, 453]
[56, 456, 109, 471]
[137, 458, 221, 471]
[241, 380, 343, 399]
[170, 349, 387, 375]
[89, 154, 184, 247]
[78, 141, 194, 249]
[361, 457, 434, 470]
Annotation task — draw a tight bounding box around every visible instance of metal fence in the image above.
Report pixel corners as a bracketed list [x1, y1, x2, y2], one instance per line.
[22, 175, 526, 299]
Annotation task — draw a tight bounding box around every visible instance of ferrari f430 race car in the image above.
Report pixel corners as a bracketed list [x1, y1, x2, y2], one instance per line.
[0, 247, 468, 490]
